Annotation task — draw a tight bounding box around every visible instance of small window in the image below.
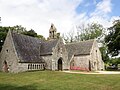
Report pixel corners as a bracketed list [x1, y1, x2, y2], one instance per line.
[6, 49, 8, 52]
[51, 25, 53, 28]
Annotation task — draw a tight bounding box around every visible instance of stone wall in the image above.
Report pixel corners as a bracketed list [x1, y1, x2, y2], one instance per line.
[0, 31, 47, 73]
[90, 40, 104, 71]
[52, 38, 69, 70]
[42, 38, 69, 71]
[70, 40, 104, 71]
[35, 38, 69, 71]
[42, 55, 52, 70]
[0, 31, 19, 73]
[17, 63, 45, 72]
[70, 55, 90, 71]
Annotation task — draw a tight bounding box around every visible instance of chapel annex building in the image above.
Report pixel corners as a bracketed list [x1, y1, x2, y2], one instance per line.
[0, 24, 104, 73]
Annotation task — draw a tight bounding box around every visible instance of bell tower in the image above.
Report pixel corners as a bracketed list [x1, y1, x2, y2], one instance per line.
[49, 23, 57, 39]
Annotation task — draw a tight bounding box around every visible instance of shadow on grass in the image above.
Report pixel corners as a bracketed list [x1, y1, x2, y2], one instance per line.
[0, 84, 37, 90]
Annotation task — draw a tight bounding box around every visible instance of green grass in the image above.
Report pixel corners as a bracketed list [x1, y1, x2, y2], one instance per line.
[0, 71, 120, 90]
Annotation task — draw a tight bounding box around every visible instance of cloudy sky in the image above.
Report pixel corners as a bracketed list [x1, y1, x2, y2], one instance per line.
[0, 0, 120, 37]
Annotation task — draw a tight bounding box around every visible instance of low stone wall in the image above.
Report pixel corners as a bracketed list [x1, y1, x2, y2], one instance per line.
[17, 63, 45, 72]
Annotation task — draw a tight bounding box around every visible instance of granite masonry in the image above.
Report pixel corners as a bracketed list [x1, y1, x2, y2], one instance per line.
[0, 24, 104, 73]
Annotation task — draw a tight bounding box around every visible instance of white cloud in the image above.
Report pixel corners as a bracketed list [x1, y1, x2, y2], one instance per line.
[88, 0, 113, 28]
[0, 0, 118, 38]
[91, 0, 112, 16]
[110, 16, 120, 22]
[96, 0, 112, 13]
[0, 0, 83, 37]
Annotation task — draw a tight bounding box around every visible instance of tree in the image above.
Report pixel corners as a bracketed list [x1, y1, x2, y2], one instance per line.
[99, 45, 109, 63]
[0, 26, 9, 51]
[62, 30, 75, 43]
[62, 23, 105, 43]
[105, 19, 120, 56]
[37, 35, 46, 40]
[76, 23, 105, 42]
[23, 29, 37, 37]
[23, 29, 45, 40]
[13, 25, 27, 33]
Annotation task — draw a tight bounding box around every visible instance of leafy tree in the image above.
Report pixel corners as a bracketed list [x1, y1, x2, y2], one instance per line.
[99, 45, 109, 63]
[13, 25, 27, 33]
[76, 23, 105, 42]
[23, 29, 37, 37]
[63, 23, 105, 43]
[37, 35, 46, 40]
[109, 58, 120, 65]
[23, 29, 45, 40]
[0, 26, 9, 51]
[105, 19, 120, 56]
[62, 30, 75, 43]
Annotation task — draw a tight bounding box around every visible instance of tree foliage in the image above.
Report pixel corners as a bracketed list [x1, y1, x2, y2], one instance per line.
[62, 30, 75, 43]
[0, 26, 10, 51]
[109, 58, 120, 65]
[22, 29, 37, 37]
[76, 23, 104, 42]
[63, 23, 105, 43]
[105, 20, 120, 56]
[23, 29, 45, 40]
[99, 46, 109, 63]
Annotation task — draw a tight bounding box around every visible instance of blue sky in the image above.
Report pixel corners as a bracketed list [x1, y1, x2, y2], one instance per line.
[76, 0, 97, 15]
[110, 0, 120, 16]
[76, 0, 120, 16]
[0, 0, 120, 37]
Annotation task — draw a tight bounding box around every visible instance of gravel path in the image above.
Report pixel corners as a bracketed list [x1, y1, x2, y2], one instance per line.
[63, 71, 120, 74]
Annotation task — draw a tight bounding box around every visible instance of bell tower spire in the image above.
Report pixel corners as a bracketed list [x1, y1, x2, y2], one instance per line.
[49, 23, 57, 39]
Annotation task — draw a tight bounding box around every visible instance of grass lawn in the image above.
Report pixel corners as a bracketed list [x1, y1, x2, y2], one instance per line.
[0, 71, 120, 90]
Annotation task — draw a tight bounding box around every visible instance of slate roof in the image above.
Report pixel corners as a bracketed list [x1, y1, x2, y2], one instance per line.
[40, 39, 58, 56]
[11, 32, 58, 63]
[65, 40, 94, 61]
[10, 31, 94, 63]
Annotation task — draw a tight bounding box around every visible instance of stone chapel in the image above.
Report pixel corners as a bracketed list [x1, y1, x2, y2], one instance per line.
[0, 24, 104, 73]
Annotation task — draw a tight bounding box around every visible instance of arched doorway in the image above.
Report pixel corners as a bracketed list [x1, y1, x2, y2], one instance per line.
[89, 61, 91, 71]
[3, 60, 8, 72]
[58, 58, 62, 71]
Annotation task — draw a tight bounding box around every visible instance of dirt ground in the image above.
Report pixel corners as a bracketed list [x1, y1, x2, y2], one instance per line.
[63, 71, 120, 74]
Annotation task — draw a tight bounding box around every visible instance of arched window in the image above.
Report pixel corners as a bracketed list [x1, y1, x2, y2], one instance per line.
[3, 60, 9, 72]
[58, 58, 63, 71]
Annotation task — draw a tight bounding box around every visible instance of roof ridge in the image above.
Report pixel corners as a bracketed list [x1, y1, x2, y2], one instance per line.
[65, 39, 94, 45]
[11, 31, 43, 41]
